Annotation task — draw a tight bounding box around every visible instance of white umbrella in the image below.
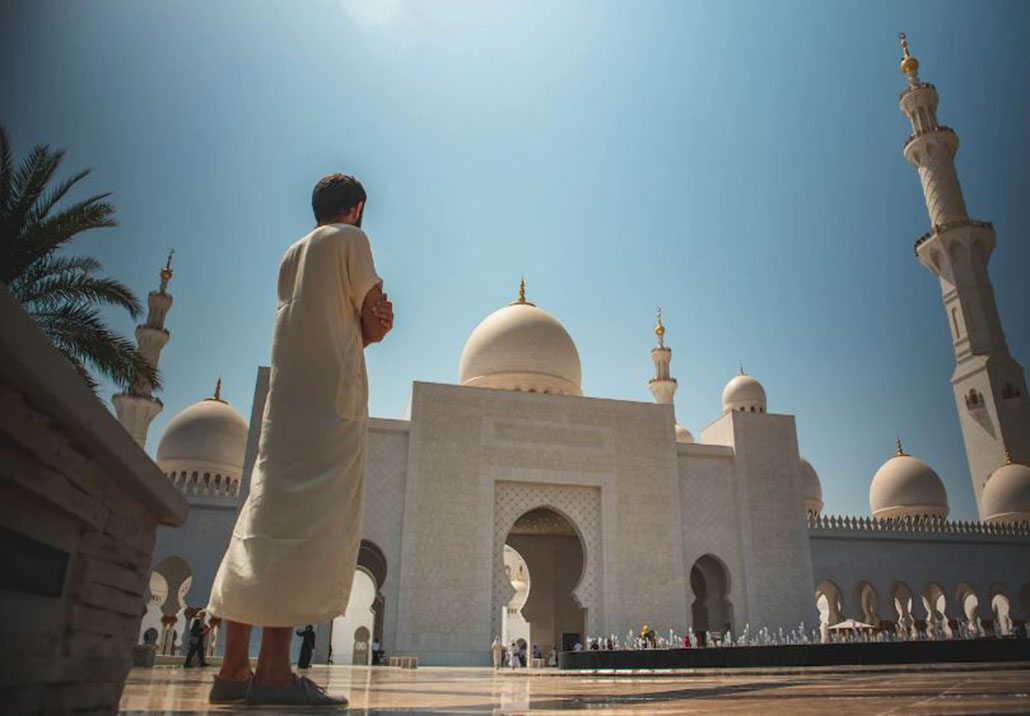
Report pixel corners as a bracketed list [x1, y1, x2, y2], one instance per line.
[827, 618, 875, 631]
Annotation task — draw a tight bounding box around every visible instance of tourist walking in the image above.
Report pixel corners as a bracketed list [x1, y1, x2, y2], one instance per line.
[508, 642, 520, 669]
[207, 175, 394, 708]
[490, 637, 503, 669]
[183, 614, 209, 668]
[296, 625, 316, 669]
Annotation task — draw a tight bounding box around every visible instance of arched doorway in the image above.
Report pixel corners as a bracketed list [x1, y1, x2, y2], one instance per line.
[892, 581, 914, 634]
[990, 585, 1012, 636]
[852, 581, 879, 625]
[505, 507, 585, 655]
[356, 540, 387, 649]
[815, 579, 843, 641]
[353, 626, 371, 665]
[956, 582, 979, 635]
[330, 569, 376, 665]
[921, 582, 948, 635]
[691, 555, 733, 642]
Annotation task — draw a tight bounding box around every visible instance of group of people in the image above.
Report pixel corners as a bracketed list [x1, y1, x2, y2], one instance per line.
[489, 637, 558, 669]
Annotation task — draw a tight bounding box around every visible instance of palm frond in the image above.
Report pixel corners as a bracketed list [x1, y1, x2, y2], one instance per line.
[24, 167, 91, 229]
[14, 271, 142, 318]
[30, 302, 160, 392]
[1, 193, 116, 282]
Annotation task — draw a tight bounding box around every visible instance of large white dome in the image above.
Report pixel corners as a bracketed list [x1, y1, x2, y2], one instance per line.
[722, 370, 766, 413]
[156, 390, 249, 482]
[982, 456, 1030, 524]
[799, 457, 824, 515]
[459, 291, 581, 396]
[869, 442, 949, 520]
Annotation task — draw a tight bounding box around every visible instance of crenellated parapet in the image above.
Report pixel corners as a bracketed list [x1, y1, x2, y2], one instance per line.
[808, 512, 1030, 539]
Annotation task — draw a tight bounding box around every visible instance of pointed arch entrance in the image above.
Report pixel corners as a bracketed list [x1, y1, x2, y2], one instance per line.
[493, 482, 603, 643]
[503, 507, 585, 654]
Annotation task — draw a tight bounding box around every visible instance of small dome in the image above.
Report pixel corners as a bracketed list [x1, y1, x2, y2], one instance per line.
[459, 285, 581, 396]
[982, 455, 1030, 524]
[675, 424, 694, 443]
[722, 370, 766, 413]
[869, 440, 948, 520]
[156, 393, 248, 480]
[800, 457, 824, 515]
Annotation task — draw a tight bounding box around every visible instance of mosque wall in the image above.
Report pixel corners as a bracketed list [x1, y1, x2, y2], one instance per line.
[150, 500, 238, 616]
[362, 418, 411, 653]
[676, 444, 749, 631]
[393, 382, 688, 665]
[704, 411, 818, 632]
[809, 528, 1030, 624]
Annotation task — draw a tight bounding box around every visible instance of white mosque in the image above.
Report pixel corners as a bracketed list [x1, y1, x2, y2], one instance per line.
[121, 39, 1029, 666]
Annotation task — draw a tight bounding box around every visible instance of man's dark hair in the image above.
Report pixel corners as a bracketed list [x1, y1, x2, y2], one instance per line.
[312, 174, 366, 224]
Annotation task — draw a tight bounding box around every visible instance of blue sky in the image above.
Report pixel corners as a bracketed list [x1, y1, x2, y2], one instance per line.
[2, 0, 1028, 521]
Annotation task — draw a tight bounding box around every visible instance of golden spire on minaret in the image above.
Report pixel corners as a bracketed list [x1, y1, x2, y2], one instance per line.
[896, 435, 906, 456]
[655, 307, 665, 348]
[899, 32, 919, 75]
[159, 249, 174, 292]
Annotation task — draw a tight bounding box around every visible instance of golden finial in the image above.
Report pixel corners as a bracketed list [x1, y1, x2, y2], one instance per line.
[510, 275, 535, 306]
[159, 249, 174, 291]
[899, 32, 919, 75]
[655, 307, 665, 347]
[207, 377, 225, 403]
[896, 435, 906, 456]
[1005, 447, 1013, 464]
[739, 365, 745, 376]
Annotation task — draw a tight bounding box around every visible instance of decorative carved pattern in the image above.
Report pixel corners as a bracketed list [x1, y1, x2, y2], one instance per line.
[808, 512, 1030, 538]
[509, 508, 578, 536]
[493, 482, 603, 636]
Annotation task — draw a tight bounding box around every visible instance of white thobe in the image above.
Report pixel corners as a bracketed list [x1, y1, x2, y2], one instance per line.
[208, 224, 382, 626]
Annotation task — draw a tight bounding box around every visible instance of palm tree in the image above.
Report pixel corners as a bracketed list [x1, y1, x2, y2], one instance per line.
[0, 125, 158, 392]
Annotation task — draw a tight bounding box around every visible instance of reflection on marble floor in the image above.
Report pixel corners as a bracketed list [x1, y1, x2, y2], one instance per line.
[119, 663, 1030, 715]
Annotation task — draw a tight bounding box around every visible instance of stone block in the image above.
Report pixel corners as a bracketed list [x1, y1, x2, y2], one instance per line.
[0, 439, 109, 530]
[77, 555, 147, 596]
[65, 631, 124, 659]
[0, 390, 106, 499]
[0, 656, 56, 688]
[70, 603, 140, 640]
[79, 581, 147, 618]
[4, 684, 44, 716]
[104, 509, 158, 553]
[77, 530, 152, 573]
[55, 655, 132, 684]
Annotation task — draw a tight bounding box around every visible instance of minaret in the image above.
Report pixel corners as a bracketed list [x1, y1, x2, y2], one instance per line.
[113, 251, 175, 448]
[898, 35, 1030, 517]
[648, 308, 678, 405]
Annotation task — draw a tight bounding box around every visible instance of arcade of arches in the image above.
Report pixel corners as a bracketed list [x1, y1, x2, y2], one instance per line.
[815, 577, 1029, 637]
[504, 508, 585, 653]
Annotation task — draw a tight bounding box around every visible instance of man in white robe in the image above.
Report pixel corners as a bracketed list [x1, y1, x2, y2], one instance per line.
[207, 174, 393, 708]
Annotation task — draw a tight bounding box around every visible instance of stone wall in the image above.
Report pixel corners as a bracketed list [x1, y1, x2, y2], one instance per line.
[0, 286, 187, 716]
